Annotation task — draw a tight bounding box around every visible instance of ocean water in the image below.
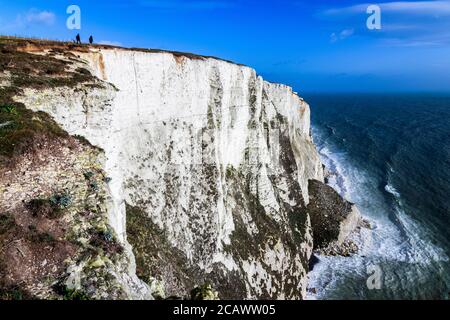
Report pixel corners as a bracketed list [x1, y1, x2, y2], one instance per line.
[304, 94, 450, 300]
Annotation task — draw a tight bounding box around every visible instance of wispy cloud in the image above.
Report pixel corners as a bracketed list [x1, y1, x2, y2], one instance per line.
[138, 0, 236, 10]
[380, 30, 450, 46]
[381, 38, 445, 46]
[24, 9, 56, 26]
[379, 23, 423, 31]
[330, 28, 355, 42]
[324, 1, 450, 16]
[321, 1, 450, 47]
[0, 9, 56, 31]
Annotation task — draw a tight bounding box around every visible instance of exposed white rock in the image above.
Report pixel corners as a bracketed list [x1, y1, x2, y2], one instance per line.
[17, 47, 324, 299]
[338, 205, 361, 245]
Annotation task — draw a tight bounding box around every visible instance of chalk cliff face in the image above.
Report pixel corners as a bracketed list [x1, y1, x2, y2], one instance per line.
[16, 47, 324, 299]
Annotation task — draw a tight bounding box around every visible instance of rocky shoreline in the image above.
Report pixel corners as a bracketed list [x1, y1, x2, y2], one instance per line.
[306, 179, 373, 258]
[307, 180, 361, 248]
[315, 218, 372, 257]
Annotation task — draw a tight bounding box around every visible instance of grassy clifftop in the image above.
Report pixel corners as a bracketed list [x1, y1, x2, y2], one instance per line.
[0, 36, 243, 66]
[0, 37, 103, 164]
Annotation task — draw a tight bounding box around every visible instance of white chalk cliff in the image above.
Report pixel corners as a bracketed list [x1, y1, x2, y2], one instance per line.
[18, 46, 326, 299]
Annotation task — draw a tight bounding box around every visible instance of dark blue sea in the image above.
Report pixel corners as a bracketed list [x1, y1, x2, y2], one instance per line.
[305, 94, 450, 300]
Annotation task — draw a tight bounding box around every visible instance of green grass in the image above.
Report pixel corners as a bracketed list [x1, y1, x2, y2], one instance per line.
[0, 104, 18, 115]
[0, 101, 68, 160]
[63, 288, 90, 300]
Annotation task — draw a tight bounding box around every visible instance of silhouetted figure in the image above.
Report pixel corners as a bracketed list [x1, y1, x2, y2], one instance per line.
[89, 35, 94, 45]
[76, 33, 81, 44]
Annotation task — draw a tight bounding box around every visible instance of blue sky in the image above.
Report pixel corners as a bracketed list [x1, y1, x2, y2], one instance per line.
[1, 0, 450, 93]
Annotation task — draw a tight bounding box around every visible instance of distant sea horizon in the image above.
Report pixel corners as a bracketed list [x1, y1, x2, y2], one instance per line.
[304, 93, 450, 300]
[300, 91, 450, 97]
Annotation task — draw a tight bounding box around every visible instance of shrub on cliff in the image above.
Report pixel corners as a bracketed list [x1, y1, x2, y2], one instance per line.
[50, 193, 72, 209]
[26, 193, 72, 219]
[0, 104, 17, 115]
[190, 283, 219, 300]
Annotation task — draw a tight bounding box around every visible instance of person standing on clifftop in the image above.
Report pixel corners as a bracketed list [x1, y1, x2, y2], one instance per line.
[89, 36, 93, 45]
[76, 34, 81, 44]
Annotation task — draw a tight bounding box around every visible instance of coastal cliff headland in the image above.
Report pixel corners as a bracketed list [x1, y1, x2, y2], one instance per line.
[0, 37, 361, 300]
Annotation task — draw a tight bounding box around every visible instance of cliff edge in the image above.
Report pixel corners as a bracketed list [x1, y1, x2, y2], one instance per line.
[0, 37, 358, 300]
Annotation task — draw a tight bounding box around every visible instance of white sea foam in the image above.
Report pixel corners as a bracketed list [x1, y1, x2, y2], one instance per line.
[307, 125, 449, 300]
[385, 184, 401, 198]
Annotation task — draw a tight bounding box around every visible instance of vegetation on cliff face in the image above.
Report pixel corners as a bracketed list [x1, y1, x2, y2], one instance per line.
[0, 38, 104, 166]
[124, 106, 314, 299]
[0, 37, 98, 89]
[191, 283, 219, 300]
[0, 129, 127, 299]
[0, 101, 68, 163]
[223, 165, 310, 299]
[126, 203, 200, 299]
[0, 39, 132, 300]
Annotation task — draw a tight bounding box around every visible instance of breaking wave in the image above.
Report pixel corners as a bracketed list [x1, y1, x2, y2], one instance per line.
[306, 94, 450, 300]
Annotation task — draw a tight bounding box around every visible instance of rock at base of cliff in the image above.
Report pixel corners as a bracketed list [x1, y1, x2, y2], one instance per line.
[307, 180, 361, 251]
